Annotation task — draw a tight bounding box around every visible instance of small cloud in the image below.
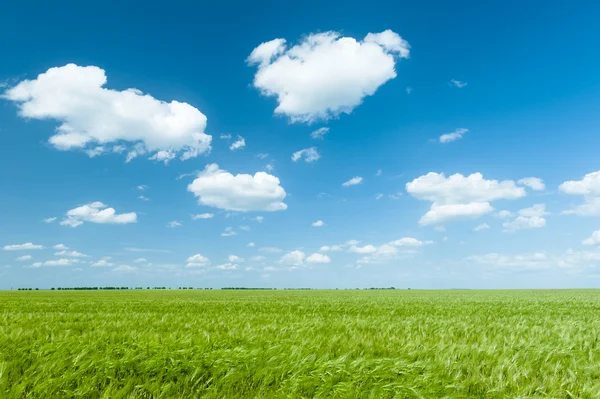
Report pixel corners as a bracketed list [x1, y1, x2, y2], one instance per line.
[473, 223, 490, 232]
[439, 128, 468, 144]
[112, 265, 137, 273]
[342, 177, 363, 187]
[137, 185, 148, 191]
[320, 245, 342, 252]
[92, 259, 114, 267]
[247, 242, 256, 247]
[220, 134, 232, 140]
[518, 177, 545, 191]
[259, 247, 283, 253]
[186, 254, 210, 268]
[310, 127, 329, 139]
[228, 255, 244, 263]
[191, 213, 214, 220]
[16, 255, 32, 261]
[167, 221, 182, 228]
[312, 220, 325, 227]
[53, 244, 68, 250]
[54, 250, 88, 257]
[376, 193, 384, 200]
[216, 263, 238, 270]
[306, 253, 331, 264]
[265, 163, 274, 172]
[450, 79, 467, 88]
[406, 87, 413, 94]
[133, 258, 147, 263]
[43, 217, 57, 223]
[221, 227, 237, 237]
[494, 210, 513, 219]
[239, 225, 251, 231]
[252, 216, 264, 223]
[138, 195, 150, 201]
[258, 153, 269, 159]
[292, 147, 320, 163]
[230, 136, 246, 151]
[3, 243, 44, 251]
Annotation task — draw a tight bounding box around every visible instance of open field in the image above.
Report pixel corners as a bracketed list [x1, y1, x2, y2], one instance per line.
[1, 290, 599, 398]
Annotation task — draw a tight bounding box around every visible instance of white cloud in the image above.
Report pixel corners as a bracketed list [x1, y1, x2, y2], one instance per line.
[230, 136, 246, 151]
[560, 171, 600, 216]
[137, 185, 148, 191]
[376, 193, 384, 200]
[291, 147, 320, 163]
[60, 202, 136, 227]
[439, 128, 468, 144]
[406, 172, 526, 225]
[473, 223, 490, 232]
[133, 258, 148, 263]
[306, 253, 331, 264]
[247, 30, 410, 123]
[186, 254, 210, 268]
[191, 213, 214, 220]
[419, 202, 494, 226]
[167, 221, 182, 228]
[149, 150, 176, 165]
[3, 64, 211, 162]
[311, 127, 329, 139]
[265, 163, 274, 172]
[279, 250, 305, 266]
[320, 245, 343, 252]
[518, 177, 545, 191]
[583, 230, 600, 246]
[112, 265, 137, 273]
[247, 242, 256, 247]
[216, 263, 238, 270]
[348, 245, 378, 254]
[43, 217, 57, 223]
[252, 216, 264, 223]
[450, 79, 467, 88]
[389, 237, 428, 246]
[16, 255, 32, 261]
[228, 255, 244, 263]
[3, 243, 43, 251]
[54, 250, 88, 257]
[221, 227, 237, 237]
[138, 195, 150, 201]
[258, 153, 269, 159]
[220, 134, 232, 140]
[188, 164, 287, 212]
[239, 225, 251, 231]
[31, 258, 78, 268]
[342, 176, 363, 187]
[502, 204, 548, 232]
[312, 220, 325, 227]
[91, 259, 114, 267]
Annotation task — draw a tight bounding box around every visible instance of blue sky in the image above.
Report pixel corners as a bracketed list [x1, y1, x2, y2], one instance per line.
[2, 0, 600, 289]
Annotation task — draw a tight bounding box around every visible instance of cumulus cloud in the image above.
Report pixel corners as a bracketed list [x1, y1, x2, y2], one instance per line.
[247, 30, 410, 123]
[312, 220, 325, 227]
[306, 253, 331, 263]
[439, 128, 468, 144]
[473, 223, 490, 232]
[279, 250, 306, 266]
[230, 136, 246, 151]
[188, 164, 287, 212]
[450, 79, 467, 88]
[311, 127, 329, 139]
[31, 258, 78, 268]
[291, 147, 320, 163]
[3, 64, 211, 162]
[186, 254, 210, 268]
[583, 230, 600, 246]
[3, 243, 43, 251]
[406, 172, 526, 225]
[320, 245, 343, 252]
[389, 237, 429, 246]
[518, 177, 545, 191]
[60, 202, 137, 227]
[348, 245, 378, 254]
[502, 204, 548, 232]
[91, 259, 114, 267]
[191, 213, 214, 220]
[342, 177, 363, 187]
[560, 170, 600, 216]
[228, 255, 244, 263]
[54, 250, 88, 257]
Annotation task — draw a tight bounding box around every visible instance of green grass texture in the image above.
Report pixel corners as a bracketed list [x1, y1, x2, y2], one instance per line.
[1, 289, 599, 398]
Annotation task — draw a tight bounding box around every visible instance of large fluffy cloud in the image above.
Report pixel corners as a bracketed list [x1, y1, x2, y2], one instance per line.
[187, 164, 287, 212]
[3, 64, 211, 162]
[560, 170, 600, 216]
[247, 30, 410, 123]
[61, 202, 137, 227]
[406, 172, 526, 225]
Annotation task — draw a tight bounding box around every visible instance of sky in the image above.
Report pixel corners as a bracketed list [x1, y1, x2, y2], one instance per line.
[1, 0, 600, 289]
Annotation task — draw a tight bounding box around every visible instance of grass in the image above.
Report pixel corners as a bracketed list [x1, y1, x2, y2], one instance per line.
[1, 289, 599, 398]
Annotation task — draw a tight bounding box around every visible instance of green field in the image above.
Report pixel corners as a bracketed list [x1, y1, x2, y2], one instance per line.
[1, 290, 599, 398]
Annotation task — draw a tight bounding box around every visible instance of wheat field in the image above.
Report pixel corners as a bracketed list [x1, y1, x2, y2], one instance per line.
[1, 289, 599, 398]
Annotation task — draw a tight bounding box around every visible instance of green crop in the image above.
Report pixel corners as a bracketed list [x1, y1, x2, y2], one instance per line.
[1, 289, 599, 398]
